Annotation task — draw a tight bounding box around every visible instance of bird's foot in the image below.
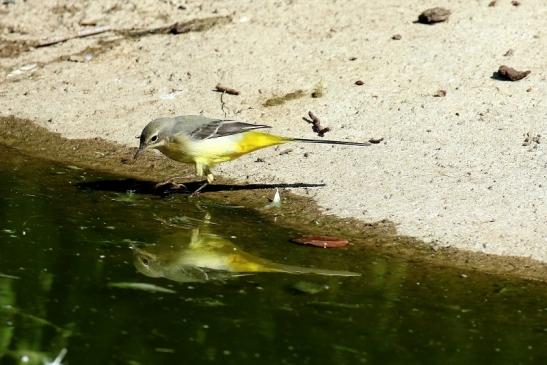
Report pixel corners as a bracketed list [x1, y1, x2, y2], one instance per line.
[154, 176, 189, 193]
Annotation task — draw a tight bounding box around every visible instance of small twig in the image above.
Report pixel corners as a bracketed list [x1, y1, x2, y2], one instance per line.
[119, 16, 231, 37]
[36, 16, 232, 48]
[303, 111, 331, 137]
[214, 84, 240, 95]
[219, 91, 228, 118]
[37, 25, 113, 47]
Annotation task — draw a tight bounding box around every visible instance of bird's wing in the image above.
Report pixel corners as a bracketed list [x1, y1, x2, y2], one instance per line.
[189, 119, 271, 140]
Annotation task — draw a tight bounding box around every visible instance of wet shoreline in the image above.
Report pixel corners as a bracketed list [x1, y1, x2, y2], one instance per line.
[1, 116, 546, 283]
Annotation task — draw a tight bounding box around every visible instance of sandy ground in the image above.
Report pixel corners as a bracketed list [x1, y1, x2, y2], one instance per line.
[1, 0, 546, 263]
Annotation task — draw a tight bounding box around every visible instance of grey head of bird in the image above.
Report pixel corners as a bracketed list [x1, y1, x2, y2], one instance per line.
[134, 117, 178, 159]
[133, 248, 163, 278]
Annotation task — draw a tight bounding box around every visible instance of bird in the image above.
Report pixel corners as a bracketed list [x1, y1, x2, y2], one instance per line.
[134, 115, 371, 193]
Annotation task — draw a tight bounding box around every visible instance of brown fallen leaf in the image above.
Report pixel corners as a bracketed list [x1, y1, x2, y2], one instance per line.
[291, 236, 349, 248]
[417, 7, 451, 24]
[495, 65, 531, 81]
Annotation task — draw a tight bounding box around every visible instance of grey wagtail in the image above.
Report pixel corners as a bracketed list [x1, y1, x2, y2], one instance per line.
[134, 115, 370, 190]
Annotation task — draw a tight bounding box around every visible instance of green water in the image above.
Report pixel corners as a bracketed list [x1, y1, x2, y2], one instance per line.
[0, 146, 546, 365]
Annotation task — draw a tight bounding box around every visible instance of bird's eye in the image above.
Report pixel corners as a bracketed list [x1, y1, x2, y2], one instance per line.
[150, 135, 158, 142]
[141, 257, 149, 266]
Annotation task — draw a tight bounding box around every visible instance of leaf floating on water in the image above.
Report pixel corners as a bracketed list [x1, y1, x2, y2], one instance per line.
[272, 188, 281, 205]
[0, 272, 20, 280]
[291, 235, 349, 248]
[264, 188, 281, 209]
[66, 165, 83, 170]
[108, 282, 176, 294]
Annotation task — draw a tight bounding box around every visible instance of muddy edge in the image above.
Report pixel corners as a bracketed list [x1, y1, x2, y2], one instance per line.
[1, 116, 546, 282]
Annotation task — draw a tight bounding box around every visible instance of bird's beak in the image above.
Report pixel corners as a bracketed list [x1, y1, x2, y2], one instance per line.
[134, 145, 146, 160]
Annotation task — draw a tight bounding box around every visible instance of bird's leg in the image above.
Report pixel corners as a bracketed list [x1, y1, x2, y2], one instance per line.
[190, 164, 213, 197]
[190, 182, 208, 197]
[195, 162, 205, 179]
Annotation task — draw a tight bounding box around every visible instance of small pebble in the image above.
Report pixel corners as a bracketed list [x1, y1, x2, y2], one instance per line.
[417, 7, 451, 24]
[433, 89, 447, 97]
[495, 65, 531, 81]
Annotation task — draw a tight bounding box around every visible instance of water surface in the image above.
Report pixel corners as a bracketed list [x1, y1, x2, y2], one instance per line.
[0, 146, 546, 364]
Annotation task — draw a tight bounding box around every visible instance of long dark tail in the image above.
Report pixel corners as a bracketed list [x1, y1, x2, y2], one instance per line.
[290, 138, 371, 146]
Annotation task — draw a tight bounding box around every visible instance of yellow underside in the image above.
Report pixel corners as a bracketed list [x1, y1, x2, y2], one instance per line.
[160, 131, 287, 169]
[231, 132, 287, 160]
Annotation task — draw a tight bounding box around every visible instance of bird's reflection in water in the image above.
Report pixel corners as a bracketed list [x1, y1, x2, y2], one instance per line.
[133, 214, 359, 283]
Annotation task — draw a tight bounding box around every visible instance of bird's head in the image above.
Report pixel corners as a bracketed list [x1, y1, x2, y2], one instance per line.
[134, 118, 174, 159]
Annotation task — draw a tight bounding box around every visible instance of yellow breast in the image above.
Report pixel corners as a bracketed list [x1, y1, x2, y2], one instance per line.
[157, 136, 194, 163]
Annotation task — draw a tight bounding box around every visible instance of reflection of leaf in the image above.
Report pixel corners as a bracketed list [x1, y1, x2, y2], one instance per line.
[0, 306, 65, 332]
[45, 348, 67, 365]
[493, 286, 512, 295]
[0, 273, 19, 280]
[154, 348, 175, 353]
[111, 190, 137, 203]
[308, 301, 362, 309]
[0, 280, 15, 358]
[107, 282, 176, 294]
[332, 344, 361, 354]
[183, 297, 226, 307]
[290, 281, 328, 295]
[445, 304, 472, 313]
